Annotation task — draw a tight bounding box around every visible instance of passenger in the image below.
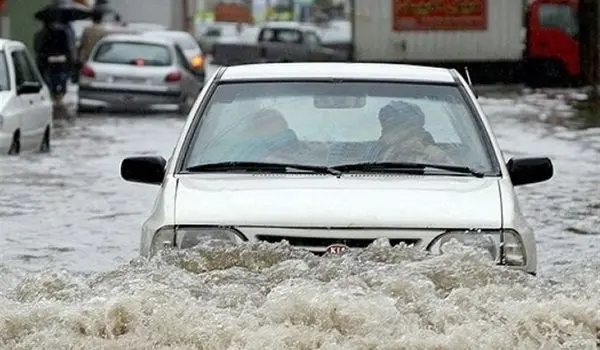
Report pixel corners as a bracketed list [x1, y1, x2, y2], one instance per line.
[374, 100, 452, 163]
[238, 108, 300, 161]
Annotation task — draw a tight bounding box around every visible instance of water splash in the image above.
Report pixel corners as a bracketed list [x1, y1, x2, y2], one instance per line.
[1, 241, 598, 349]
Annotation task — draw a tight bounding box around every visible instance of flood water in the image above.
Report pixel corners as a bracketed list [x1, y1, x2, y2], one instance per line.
[1, 89, 599, 349]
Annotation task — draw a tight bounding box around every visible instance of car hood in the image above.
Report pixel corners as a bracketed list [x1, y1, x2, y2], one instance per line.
[174, 175, 503, 229]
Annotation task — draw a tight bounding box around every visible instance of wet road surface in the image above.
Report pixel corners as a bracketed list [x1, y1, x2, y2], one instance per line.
[0, 90, 599, 348]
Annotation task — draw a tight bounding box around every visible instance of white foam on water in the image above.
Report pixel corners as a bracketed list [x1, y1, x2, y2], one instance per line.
[1, 241, 599, 349]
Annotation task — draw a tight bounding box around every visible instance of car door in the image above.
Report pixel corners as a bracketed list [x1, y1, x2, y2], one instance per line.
[11, 50, 48, 149]
[173, 44, 203, 100]
[1, 47, 24, 147]
[9, 49, 35, 150]
[21, 49, 52, 130]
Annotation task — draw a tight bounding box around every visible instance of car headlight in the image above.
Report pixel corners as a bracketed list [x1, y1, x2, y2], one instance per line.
[150, 226, 245, 255]
[428, 229, 526, 266]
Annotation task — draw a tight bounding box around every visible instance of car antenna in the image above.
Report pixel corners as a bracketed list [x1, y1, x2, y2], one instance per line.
[464, 66, 478, 99]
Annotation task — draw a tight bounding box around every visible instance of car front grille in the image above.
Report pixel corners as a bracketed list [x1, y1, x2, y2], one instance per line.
[255, 235, 421, 251]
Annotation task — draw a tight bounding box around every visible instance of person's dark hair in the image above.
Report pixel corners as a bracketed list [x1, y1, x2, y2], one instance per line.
[92, 10, 104, 23]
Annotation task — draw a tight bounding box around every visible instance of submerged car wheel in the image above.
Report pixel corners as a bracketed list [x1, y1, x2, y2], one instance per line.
[8, 130, 20, 155]
[39, 127, 51, 153]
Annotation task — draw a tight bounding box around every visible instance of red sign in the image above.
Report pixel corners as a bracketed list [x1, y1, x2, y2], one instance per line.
[215, 4, 253, 24]
[392, 0, 487, 31]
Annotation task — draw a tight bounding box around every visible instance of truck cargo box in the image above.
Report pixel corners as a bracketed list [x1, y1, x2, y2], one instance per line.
[353, 0, 524, 62]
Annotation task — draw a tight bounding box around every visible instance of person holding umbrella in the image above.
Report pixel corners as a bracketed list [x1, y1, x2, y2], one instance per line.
[33, 0, 91, 105]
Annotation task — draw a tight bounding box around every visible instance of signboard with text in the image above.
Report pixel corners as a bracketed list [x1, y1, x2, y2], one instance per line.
[392, 0, 487, 31]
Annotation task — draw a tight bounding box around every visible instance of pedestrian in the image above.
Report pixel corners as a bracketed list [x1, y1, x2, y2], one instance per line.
[33, 14, 76, 105]
[113, 13, 126, 26]
[78, 7, 109, 64]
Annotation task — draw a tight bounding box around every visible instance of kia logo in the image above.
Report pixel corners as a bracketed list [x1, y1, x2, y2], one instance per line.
[325, 244, 349, 255]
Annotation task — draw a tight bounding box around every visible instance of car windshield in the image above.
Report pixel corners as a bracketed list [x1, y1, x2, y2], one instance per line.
[92, 41, 172, 66]
[181, 81, 499, 174]
[0, 53, 9, 90]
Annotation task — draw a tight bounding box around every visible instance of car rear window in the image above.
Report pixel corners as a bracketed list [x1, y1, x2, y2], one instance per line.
[92, 41, 172, 66]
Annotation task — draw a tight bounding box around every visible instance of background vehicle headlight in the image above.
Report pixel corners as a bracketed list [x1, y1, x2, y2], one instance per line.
[150, 226, 245, 255]
[428, 229, 526, 266]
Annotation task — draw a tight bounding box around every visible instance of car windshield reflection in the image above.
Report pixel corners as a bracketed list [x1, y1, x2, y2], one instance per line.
[181, 81, 500, 175]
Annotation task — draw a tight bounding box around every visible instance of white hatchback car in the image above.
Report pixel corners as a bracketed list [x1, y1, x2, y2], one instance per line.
[120, 62, 553, 275]
[0, 39, 53, 155]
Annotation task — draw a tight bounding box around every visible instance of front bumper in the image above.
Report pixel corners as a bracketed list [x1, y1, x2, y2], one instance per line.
[143, 226, 536, 274]
[78, 85, 183, 113]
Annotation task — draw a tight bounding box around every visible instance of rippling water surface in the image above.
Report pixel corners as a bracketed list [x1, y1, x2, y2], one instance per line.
[1, 89, 600, 349]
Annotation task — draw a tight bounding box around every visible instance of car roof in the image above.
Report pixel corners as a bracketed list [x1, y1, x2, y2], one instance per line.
[144, 30, 192, 38]
[260, 21, 319, 32]
[0, 38, 25, 50]
[219, 62, 457, 83]
[99, 33, 172, 46]
[124, 22, 167, 30]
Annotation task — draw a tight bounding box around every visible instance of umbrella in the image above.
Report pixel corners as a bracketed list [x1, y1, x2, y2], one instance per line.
[34, 3, 93, 23]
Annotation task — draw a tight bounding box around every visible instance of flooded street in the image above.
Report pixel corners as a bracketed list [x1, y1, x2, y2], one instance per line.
[1, 91, 600, 348]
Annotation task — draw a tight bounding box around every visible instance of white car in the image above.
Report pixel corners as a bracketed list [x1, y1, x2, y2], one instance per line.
[120, 62, 553, 275]
[0, 39, 53, 155]
[142, 30, 206, 73]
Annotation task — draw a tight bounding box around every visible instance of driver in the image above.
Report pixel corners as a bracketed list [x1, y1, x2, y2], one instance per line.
[375, 100, 452, 163]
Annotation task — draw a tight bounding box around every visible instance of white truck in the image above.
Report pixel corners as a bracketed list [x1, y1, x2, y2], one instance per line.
[107, 0, 193, 31]
[350, 0, 526, 84]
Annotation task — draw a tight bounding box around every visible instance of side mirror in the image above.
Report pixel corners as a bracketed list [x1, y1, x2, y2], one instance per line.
[120, 156, 167, 185]
[506, 157, 553, 186]
[17, 81, 42, 95]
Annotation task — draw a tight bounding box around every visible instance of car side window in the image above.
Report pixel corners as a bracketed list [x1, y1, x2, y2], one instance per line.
[12, 50, 40, 88]
[11, 51, 27, 87]
[538, 4, 578, 37]
[19, 50, 44, 85]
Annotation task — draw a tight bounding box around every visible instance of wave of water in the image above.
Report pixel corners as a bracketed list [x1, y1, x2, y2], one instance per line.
[1, 240, 599, 349]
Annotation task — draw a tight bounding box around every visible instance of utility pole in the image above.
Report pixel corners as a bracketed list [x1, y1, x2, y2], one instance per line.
[181, 0, 190, 33]
[579, 0, 600, 101]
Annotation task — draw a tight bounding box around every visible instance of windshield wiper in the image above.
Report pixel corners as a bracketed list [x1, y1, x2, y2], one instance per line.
[184, 161, 342, 176]
[331, 162, 486, 177]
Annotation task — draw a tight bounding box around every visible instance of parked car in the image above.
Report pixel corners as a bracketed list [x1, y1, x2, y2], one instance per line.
[141, 30, 206, 80]
[119, 62, 553, 276]
[210, 22, 345, 67]
[78, 33, 204, 114]
[195, 21, 250, 55]
[0, 39, 53, 155]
